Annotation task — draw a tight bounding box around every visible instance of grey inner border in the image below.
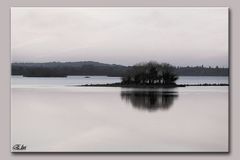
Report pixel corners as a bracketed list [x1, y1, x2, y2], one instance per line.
[10, 6, 230, 154]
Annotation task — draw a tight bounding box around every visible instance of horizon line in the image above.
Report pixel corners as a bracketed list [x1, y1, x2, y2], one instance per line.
[11, 60, 229, 68]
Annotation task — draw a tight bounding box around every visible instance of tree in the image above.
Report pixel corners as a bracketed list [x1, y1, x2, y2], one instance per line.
[121, 61, 178, 85]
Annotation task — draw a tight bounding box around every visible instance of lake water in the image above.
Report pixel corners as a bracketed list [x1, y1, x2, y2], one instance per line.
[11, 75, 228, 87]
[11, 76, 229, 152]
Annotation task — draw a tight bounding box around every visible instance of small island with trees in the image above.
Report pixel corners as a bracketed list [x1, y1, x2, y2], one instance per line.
[121, 62, 178, 86]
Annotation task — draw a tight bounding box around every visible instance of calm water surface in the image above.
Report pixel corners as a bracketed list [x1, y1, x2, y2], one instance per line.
[11, 76, 228, 152]
[11, 75, 228, 87]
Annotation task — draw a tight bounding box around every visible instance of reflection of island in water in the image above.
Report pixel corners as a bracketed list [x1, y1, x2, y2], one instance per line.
[121, 90, 178, 112]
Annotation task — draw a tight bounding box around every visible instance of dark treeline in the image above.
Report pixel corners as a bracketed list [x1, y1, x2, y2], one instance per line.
[174, 65, 228, 76]
[12, 61, 127, 77]
[11, 61, 228, 77]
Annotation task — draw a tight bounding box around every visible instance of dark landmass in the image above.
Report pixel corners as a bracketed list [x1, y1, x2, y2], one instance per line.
[11, 61, 229, 77]
[174, 65, 228, 76]
[78, 83, 229, 88]
[12, 61, 127, 77]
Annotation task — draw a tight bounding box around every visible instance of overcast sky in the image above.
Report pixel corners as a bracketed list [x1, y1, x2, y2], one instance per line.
[11, 7, 228, 67]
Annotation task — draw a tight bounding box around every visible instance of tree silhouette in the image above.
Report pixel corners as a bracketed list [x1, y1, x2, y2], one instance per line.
[121, 61, 178, 85]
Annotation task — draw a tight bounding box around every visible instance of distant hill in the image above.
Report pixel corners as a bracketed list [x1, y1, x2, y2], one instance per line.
[11, 61, 228, 77]
[12, 61, 128, 77]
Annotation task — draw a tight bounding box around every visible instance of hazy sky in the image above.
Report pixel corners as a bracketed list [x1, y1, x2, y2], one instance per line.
[11, 7, 228, 67]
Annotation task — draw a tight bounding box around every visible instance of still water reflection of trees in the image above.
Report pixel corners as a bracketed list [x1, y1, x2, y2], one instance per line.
[121, 89, 178, 112]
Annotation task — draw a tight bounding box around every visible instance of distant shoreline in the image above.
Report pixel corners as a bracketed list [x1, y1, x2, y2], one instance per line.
[12, 61, 229, 77]
[77, 83, 229, 88]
